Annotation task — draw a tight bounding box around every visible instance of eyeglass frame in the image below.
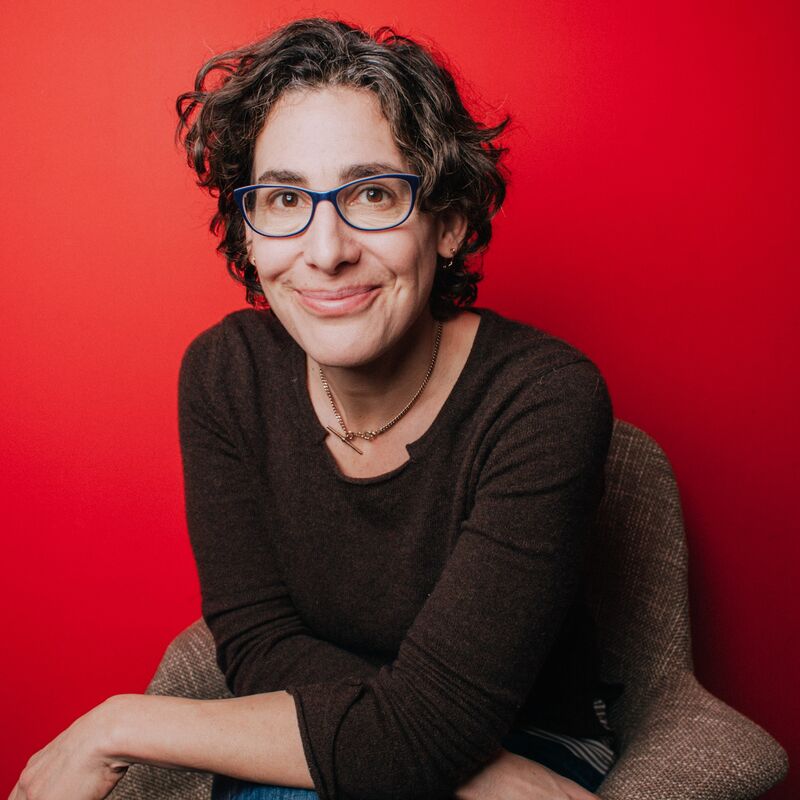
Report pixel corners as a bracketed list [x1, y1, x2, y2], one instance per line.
[233, 173, 422, 238]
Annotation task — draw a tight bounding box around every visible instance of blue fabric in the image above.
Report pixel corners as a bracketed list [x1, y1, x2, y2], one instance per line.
[212, 778, 317, 800]
[210, 733, 608, 798]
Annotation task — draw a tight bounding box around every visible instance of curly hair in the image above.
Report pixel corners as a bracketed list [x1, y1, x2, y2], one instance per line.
[176, 17, 509, 319]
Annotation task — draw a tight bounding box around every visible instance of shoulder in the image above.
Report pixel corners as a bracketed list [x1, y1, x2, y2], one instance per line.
[469, 308, 614, 483]
[177, 310, 298, 434]
[177, 309, 298, 450]
[472, 307, 611, 409]
[181, 308, 289, 364]
[179, 308, 292, 387]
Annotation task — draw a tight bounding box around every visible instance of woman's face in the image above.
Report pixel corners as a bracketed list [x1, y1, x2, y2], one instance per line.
[246, 86, 460, 368]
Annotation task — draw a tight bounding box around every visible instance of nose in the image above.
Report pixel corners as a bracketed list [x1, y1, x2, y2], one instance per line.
[302, 198, 361, 274]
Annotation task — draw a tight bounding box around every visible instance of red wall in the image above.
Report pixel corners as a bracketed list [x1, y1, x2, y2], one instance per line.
[2, 1, 797, 794]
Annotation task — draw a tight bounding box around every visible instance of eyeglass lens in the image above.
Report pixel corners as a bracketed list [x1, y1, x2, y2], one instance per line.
[242, 176, 413, 236]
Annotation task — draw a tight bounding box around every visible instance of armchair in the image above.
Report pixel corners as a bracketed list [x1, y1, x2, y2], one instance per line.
[109, 419, 788, 799]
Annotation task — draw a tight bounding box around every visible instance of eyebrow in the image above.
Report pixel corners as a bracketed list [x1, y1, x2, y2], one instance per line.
[254, 162, 405, 186]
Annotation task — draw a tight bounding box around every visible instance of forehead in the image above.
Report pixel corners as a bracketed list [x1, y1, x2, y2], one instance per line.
[251, 86, 409, 185]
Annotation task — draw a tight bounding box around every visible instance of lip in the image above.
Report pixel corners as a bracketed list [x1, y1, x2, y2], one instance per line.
[295, 285, 380, 316]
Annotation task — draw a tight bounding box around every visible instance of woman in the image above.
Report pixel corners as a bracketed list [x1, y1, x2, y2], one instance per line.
[10, 18, 620, 800]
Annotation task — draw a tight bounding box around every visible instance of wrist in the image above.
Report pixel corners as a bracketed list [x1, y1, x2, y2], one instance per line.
[92, 693, 141, 767]
[453, 746, 506, 800]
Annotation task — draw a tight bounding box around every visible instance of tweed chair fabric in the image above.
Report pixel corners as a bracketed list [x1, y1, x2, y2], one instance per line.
[108, 620, 228, 799]
[109, 419, 789, 799]
[587, 420, 788, 798]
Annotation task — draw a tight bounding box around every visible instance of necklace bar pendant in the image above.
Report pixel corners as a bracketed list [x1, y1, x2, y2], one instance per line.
[326, 426, 364, 454]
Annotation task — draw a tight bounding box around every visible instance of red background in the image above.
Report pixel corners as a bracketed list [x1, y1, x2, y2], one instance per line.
[1, 0, 797, 795]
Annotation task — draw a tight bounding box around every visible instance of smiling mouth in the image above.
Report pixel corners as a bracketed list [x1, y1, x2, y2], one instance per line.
[295, 286, 380, 316]
[297, 286, 378, 300]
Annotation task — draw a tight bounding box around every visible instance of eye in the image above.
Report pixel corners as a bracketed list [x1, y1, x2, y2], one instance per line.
[364, 187, 385, 203]
[353, 184, 396, 206]
[261, 189, 310, 213]
[275, 191, 299, 208]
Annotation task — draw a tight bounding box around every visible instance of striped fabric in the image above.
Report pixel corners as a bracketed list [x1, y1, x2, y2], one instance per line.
[511, 698, 617, 777]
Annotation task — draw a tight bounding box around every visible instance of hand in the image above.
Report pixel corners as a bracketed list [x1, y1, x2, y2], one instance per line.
[9, 699, 130, 800]
[455, 746, 601, 800]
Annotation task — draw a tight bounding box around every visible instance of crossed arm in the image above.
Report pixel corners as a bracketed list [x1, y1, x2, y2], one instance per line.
[9, 690, 312, 799]
[8, 690, 599, 800]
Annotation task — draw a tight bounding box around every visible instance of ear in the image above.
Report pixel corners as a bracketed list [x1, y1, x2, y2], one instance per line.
[435, 210, 468, 259]
[244, 227, 255, 267]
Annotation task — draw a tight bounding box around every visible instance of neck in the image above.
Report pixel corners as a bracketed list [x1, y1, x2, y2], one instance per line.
[307, 310, 440, 433]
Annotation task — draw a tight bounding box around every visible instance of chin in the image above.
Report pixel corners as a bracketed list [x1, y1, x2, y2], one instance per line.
[306, 335, 383, 369]
[277, 294, 419, 368]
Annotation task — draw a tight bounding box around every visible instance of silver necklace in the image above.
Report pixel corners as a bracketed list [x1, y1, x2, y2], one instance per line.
[319, 321, 443, 455]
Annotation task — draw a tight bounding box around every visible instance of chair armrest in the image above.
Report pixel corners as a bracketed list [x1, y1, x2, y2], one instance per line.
[143, 618, 232, 701]
[597, 670, 789, 800]
[107, 619, 226, 800]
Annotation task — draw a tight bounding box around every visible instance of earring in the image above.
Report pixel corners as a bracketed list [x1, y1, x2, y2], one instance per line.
[441, 247, 456, 270]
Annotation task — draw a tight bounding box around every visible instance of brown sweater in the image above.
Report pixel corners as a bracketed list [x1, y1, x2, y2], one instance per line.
[178, 306, 618, 800]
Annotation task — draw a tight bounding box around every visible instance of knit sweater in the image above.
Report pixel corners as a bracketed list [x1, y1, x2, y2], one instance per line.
[178, 306, 619, 800]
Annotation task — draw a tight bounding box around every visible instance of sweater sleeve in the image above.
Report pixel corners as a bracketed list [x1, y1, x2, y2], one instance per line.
[284, 358, 613, 800]
[178, 330, 381, 693]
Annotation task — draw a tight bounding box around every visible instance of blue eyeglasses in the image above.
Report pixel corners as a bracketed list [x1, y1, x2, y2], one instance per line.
[233, 173, 421, 238]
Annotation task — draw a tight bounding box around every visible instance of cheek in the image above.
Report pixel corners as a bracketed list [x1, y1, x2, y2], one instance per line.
[387, 230, 436, 276]
[252, 241, 294, 280]
[412, 245, 438, 290]
[386, 244, 437, 303]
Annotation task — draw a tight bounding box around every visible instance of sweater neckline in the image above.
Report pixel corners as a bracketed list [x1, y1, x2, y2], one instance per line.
[288, 307, 493, 484]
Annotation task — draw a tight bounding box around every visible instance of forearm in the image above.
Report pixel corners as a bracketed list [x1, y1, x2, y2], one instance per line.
[104, 691, 314, 788]
[218, 627, 383, 696]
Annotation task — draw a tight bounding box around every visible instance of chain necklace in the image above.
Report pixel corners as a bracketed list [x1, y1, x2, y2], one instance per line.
[319, 321, 443, 455]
